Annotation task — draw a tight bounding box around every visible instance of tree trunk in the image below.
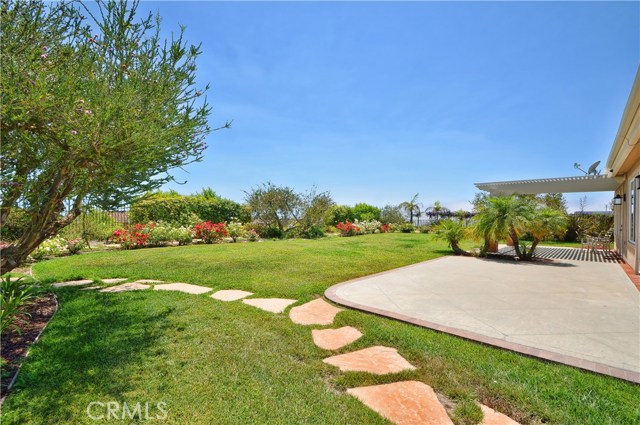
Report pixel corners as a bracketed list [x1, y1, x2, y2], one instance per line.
[1, 192, 83, 274]
[451, 241, 470, 256]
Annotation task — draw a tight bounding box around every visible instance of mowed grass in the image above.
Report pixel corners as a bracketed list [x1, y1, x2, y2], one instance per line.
[2, 234, 638, 425]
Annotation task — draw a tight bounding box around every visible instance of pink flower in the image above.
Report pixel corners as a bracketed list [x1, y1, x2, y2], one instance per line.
[71, 129, 78, 135]
[40, 53, 48, 59]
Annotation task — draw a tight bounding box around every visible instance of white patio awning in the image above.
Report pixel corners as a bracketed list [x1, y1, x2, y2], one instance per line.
[475, 175, 621, 195]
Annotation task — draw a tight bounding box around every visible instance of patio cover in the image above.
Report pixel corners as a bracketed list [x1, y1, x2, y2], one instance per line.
[475, 174, 620, 195]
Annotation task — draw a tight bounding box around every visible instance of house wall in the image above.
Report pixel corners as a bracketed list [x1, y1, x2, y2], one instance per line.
[608, 67, 640, 273]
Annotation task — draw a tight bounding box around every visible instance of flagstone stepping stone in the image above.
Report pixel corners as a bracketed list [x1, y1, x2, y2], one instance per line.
[52, 279, 93, 288]
[242, 298, 297, 314]
[100, 278, 128, 284]
[133, 279, 164, 284]
[154, 283, 212, 295]
[323, 346, 416, 375]
[479, 404, 521, 425]
[347, 381, 453, 425]
[289, 298, 343, 325]
[81, 286, 101, 290]
[100, 282, 150, 293]
[312, 326, 363, 350]
[211, 289, 254, 301]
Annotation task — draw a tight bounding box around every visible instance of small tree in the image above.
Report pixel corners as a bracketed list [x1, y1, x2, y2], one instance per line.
[244, 183, 333, 237]
[1, 1, 227, 272]
[433, 219, 470, 256]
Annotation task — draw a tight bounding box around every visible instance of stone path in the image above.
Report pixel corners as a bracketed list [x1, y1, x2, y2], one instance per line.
[312, 326, 362, 350]
[324, 346, 416, 374]
[211, 289, 253, 301]
[49, 277, 521, 424]
[101, 278, 128, 284]
[242, 298, 297, 313]
[51, 279, 93, 288]
[100, 282, 150, 293]
[289, 298, 343, 325]
[154, 283, 212, 295]
[347, 381, 453, 425]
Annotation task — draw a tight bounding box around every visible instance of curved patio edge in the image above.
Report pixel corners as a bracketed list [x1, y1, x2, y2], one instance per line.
[325, 259, 640, 385]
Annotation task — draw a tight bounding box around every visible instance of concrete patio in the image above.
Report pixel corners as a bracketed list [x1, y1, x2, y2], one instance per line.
[326, 255, 640, 382]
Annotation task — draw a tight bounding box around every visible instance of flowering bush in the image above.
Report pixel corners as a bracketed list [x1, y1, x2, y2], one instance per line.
[379, 223, 392, 233]
[112, 223, 152, 249]
[193, 221, 228, 243]
[147, 223, 193, 246]
[357, 220, 381, 234]
[399, 223, 416, 233]
[65, 238, 86, 254]
[247, 229, 259, 242]
[226, 221, 244, 242]
[336, 221, 362, 237]
[31, 236, 67, 259]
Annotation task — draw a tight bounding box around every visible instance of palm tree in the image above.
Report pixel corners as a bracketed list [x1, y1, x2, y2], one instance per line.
[472, 195, 568, 260]
[522, 207, 568, 260]
[426, 200, 451, 222]
[400, 194, 421, 225]
[433, 219, 470, 256]
[472, 195, 533, 258]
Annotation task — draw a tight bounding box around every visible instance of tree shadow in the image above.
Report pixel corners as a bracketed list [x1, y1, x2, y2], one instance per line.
[2, 288, 174, 423]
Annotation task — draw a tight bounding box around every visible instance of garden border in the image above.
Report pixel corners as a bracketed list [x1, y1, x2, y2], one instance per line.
[1, 292, 59, 404]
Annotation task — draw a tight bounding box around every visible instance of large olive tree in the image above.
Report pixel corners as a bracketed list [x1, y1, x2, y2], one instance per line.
[0, 0, 227, 272]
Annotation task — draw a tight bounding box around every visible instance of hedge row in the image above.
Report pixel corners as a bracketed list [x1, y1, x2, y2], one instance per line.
[130, 197, 249, 226]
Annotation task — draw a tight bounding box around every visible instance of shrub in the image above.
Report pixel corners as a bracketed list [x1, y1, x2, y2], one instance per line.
[146, 223, 194, 246]
[418, 225, 431, 234]
[325, 205, 355, 225]
[226, 221, 244, 242]
[112, 224, 152, 249]
[336, 221, 361, 237]
[1, 276, 43, 334]
[358, 220, 381, 234]
[246, 229, 259, 242]
[130, 195, 246, 227]
[300, 225, 325, 239]
[193, 221, 228, 243]
[379, 223, 391, 233]
[399, 223, 415, 233]
[31, 236, 67, 260]
[65, 238, 86, 254]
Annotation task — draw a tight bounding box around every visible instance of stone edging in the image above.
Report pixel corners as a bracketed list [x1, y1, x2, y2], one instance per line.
[324, 257, 640, 384]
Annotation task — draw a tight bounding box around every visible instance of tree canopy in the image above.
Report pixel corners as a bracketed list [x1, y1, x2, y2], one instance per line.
[0, 0, 224, 271]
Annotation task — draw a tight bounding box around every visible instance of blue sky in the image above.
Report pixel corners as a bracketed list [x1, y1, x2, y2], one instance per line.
[135, 1, 637, 212]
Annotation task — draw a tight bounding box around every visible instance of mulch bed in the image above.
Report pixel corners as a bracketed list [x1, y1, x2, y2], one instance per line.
[1, 293, 57, 398]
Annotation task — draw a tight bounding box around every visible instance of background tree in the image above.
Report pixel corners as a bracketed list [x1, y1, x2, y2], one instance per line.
[352, 203, 381, 222]
[400, 194, 421, 225]
[379, 204, 405, 224]
[244, 183, 333, 238]
[1, 0, 227, 272]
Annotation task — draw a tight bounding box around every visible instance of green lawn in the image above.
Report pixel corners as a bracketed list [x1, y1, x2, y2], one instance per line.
[2, 234, 638, 425]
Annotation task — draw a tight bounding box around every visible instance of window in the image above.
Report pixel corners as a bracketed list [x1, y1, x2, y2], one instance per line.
[631, 181, 636, 243]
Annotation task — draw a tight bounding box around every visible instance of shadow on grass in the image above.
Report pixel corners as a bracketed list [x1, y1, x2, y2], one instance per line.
[2, 288, 173, 423]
